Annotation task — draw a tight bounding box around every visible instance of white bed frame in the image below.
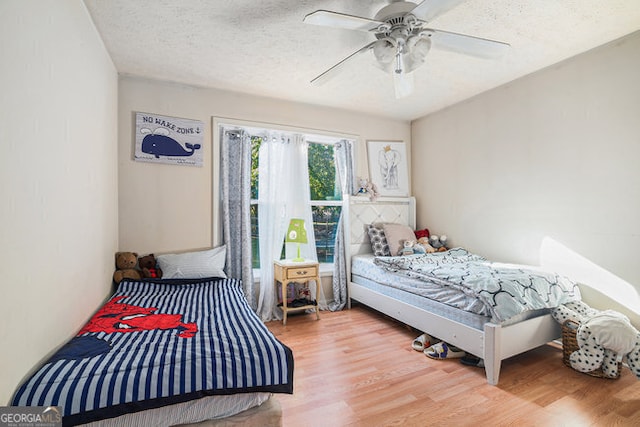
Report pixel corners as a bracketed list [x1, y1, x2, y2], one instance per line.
[346, 196, 561, 385]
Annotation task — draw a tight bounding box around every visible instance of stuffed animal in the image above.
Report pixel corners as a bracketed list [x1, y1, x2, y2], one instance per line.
[412, 241, 426, 255]
[356, 177, 368, 195]
[355, 177, 379, 202]
[552, 301, 640, 379]
[414, 228, 430, 240]
[400, 240, 426, 256]
[139, 254, 163, 279]
[416, 237, 436, 253]
[400, 240, 416, 256]
[429, 235, 449, 252]
[113, 251, 143, 283]
[364, 179, 379, 202]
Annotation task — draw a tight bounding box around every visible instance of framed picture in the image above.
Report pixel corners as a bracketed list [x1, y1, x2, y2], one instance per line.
[366, 140, 409, 197]
[134, 112, 204, 166]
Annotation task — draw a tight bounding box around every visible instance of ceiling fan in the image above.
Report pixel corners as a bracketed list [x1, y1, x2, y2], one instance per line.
[303, 0, 510, 98]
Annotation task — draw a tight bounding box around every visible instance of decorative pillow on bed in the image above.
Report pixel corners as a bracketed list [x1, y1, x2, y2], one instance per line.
[382, 223, 417, 256]
[157, 246, 227, 279]
[367, 224, 391, 257]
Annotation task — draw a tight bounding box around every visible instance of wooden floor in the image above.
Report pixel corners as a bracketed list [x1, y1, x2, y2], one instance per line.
[266, 304, 640, 427]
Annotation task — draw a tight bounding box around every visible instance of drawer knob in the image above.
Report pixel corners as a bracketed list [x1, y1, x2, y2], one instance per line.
[296, 270, 307, 275]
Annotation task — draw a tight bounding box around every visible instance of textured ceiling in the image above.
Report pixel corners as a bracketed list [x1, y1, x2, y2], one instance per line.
[84, 0, 640, 121]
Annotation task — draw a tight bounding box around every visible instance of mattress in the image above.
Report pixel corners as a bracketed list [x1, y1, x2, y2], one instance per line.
[352, 254, 490, 316]
[351, 254, 551, 329]
[82, 393, 272, 427]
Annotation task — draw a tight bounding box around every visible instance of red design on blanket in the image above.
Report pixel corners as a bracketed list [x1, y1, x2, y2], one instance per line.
[77, 296, 198, 338]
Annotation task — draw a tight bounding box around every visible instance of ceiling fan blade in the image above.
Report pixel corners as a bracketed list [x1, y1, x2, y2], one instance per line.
[303, 10, 383, 31]
[410, 0, 469, 23]
[427, 29, 510, 59]
[311, 42, 377, 85]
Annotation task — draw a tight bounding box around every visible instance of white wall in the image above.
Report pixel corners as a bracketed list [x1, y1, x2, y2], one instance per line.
[117, 76, 411, 252]
[0, 1, 118, 404]
[411, 31, 640, 326]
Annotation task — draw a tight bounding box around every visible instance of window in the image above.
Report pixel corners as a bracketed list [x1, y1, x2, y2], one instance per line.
[249, 135, 262, 268]
[308, 142, 342, 264]
[249, 136, 343, 268]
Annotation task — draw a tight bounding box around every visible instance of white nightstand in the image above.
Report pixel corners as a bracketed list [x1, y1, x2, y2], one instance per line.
[273, 259, 321, 325]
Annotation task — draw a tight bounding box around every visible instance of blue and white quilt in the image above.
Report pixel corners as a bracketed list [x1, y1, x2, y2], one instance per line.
[374, 248, 581, 322]
[12, 277, 293, 426]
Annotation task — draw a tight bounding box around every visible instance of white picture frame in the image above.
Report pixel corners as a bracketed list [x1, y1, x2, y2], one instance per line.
[366, 140, 409, 197]
[134, 112, 204, 166]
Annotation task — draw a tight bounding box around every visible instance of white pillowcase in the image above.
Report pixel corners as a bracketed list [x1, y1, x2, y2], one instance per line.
[157, 246, 227, 279]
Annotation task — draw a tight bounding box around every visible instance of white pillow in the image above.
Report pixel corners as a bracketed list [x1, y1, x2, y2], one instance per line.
[382, 223, 416, 256]
[157, 246, 227, 279]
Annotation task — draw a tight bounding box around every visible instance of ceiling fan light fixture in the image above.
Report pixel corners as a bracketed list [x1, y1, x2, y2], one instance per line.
[373, 38, 396, 64]
[412, 37, 431, 59]
[404, 36, 431, 72]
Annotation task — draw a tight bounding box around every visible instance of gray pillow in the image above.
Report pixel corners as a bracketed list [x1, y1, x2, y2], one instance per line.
[367, 224, 391, 257]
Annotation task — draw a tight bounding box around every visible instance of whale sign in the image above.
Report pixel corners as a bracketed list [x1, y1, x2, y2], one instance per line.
[135, 112, 204, 166]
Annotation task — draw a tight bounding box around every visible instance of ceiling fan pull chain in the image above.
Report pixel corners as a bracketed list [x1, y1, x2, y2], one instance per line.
[395, 41, 405, 74]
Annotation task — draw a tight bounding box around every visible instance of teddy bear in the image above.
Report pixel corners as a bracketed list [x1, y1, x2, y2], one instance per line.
[113, 251, 143, 283]
[552, 301, 640, 379]
[400, 240, 426, 256]
[356, 177, 369, 195]
[416, 237, 436, 253]
[364, 179, 379, 202]
[429, 235, 449, 252]
[355, 176, 380, 202]
[139, 254, 163, 279]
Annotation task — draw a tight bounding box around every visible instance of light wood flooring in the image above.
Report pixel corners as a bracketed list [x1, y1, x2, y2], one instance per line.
[266, 303, 640, 427]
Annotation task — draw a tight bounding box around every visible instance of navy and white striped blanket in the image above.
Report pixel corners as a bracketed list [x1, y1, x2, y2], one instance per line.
[12, 277, 293, 426]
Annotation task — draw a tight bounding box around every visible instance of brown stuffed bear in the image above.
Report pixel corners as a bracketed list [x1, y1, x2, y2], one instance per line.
[139, 254, 163, 279]
[113, 251, 143, 283]
[416, 237, 436, 253]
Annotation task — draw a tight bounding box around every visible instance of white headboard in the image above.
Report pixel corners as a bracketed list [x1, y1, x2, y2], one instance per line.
[347, 196, 416, 257]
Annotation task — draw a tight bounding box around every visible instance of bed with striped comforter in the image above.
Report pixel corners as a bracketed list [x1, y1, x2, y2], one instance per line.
[12, 277, 293, 426]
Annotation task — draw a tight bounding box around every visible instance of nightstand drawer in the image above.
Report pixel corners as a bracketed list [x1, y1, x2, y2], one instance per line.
[286, 266, 318, 280]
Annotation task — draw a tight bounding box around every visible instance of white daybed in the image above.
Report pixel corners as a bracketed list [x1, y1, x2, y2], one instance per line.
[346, 196, 563, 385]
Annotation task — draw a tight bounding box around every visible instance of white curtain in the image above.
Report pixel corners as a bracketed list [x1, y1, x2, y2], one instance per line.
[257, 132, 318, 321]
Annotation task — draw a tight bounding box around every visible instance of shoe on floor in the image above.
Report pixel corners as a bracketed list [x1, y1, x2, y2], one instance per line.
[424, 342, 465, 360]
[411, 333, 433, 352]
[460, 353, 485, 368]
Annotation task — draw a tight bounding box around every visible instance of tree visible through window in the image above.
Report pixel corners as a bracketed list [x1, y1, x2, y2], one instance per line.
[308, 142, 342, 264]
[250, 138, 342, 268]
[250, 135, 261, 268]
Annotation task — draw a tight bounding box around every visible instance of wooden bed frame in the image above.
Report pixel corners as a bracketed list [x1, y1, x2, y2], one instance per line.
[346, 196, 561, 385]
